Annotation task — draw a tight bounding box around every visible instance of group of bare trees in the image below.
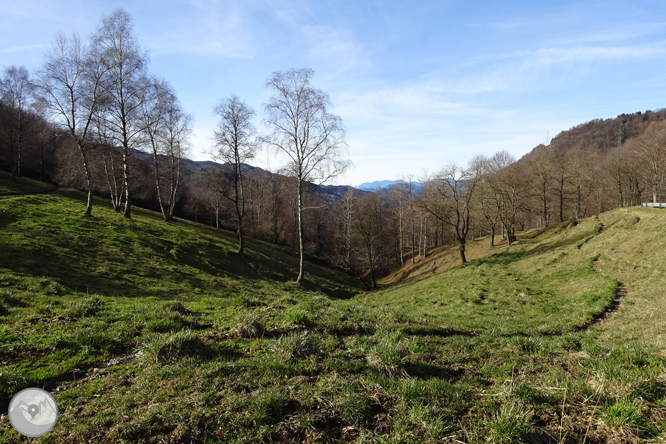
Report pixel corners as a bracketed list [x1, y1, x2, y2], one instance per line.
[323, 119, 666, 286]
[210, 69, 349, 284]
[33, 9, 191, 219]
[0, 66, 37, 179]
[2, 8, 666, 287]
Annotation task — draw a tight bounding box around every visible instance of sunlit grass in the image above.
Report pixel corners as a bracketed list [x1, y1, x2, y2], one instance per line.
[1, 180, 665, 442]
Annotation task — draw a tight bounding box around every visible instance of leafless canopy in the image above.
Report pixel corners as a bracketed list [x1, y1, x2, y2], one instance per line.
[264, 68, 349, 186]
[263, 68, 350, 283]
[213, 95, 258, 254]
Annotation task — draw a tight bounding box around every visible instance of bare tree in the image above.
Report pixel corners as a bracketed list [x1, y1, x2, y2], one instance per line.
[94, 8, 148, 219]
[1, 65, 35, 179]
[484, 151, 524, 245]
[395, 175, 419, 264]
[385, 183, 408, 264]
[139, 78, 190, 221]
[529, 146, 554, 227]
[475, 176, 500, 247]
[38, 34, 106, 215]
[552, 154, 575, 223]
[213, 95, 258, 254]
[160, 90, 190, 221]
[263, 68, 350, 284]
[630, 122, 666, 203]
[422, 159, 483, 264]
[339, 188, 356, 272]
[354, 192, 388, 289]
[604, 146, 628, 208]
[568, 150, 597, 219]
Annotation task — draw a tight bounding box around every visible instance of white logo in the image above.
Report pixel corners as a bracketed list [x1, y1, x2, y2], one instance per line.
[8, 388, 59, 437]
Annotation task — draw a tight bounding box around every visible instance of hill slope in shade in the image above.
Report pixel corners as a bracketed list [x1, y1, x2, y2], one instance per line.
[0, 177, 665, 443]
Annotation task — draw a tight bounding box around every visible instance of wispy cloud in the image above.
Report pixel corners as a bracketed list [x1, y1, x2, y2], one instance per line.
[521, 45, 666, 67]
[448, 42, 666, 94]
[302, 25, 367, 69]
[142, 0, 256, 58]
[0, 45, 45, 55]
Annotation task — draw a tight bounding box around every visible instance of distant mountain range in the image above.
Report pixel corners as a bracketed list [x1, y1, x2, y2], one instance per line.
[356, 180, 423, 191]
[134, 149, 421, 197]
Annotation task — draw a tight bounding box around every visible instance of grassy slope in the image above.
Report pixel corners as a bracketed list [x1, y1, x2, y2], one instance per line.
[0, 171, 55, 196]
[0, 179, 664, 443]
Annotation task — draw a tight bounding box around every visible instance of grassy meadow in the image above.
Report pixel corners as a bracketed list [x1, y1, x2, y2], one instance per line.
[0, 174, 665, 443]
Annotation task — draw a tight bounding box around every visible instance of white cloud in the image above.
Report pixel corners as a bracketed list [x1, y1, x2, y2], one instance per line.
[524, 45, 666, 68]
[448, 43, 666, 94]
[141, 0, 256, 58]
[0, 45, 44, 55]
[302, 25, 368, 70]
[331, 82, 553, 184]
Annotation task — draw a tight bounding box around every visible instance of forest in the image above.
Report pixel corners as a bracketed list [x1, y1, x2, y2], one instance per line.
[2, 9, 666, 287]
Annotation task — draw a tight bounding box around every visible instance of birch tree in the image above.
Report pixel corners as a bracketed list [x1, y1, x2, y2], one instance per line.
[1, 66, 35, 179]
[263, 68, 349, 284]
[213, 95, 257, 253]
[139, 79, 189, 221]
[38, 34, 106, 215]
[94, 8, 148, 219]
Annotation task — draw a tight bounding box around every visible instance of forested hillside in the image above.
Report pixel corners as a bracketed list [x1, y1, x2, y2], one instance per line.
[2, 4, 666, 280]
[533, 109, 666, 158]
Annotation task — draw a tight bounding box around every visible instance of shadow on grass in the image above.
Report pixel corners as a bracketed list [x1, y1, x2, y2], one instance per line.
[0, 191, 362, 300]
[403, 361, 464, 381]
[402, 326, 476, 337]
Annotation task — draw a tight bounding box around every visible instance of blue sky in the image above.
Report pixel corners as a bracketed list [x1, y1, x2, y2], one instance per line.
[2, 0, 666, 186]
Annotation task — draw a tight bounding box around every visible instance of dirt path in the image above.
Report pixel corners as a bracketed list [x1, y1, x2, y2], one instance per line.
[576, 217, 628, 330]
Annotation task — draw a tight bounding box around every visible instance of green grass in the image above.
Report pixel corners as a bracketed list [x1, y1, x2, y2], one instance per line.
[0, 171, 55, 196]
[0, 181, 665, 443]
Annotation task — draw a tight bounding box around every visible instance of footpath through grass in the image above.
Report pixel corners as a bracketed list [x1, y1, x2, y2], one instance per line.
[0, 182, 665, 443]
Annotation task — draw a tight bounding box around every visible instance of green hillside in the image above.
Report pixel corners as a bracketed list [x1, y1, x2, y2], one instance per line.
[0, 177, 665, 443]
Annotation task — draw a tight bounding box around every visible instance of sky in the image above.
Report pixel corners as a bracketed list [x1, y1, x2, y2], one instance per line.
[2, 0, 666, 186]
